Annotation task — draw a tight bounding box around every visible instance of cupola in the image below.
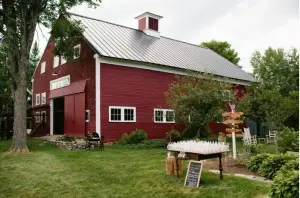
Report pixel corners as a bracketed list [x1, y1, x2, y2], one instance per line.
[135, 12, 163, 38]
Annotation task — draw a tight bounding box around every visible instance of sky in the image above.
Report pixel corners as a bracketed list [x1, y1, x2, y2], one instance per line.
[35, 0, 299, 72]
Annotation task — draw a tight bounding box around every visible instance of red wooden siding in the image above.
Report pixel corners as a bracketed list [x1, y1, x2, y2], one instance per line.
[100, 63, 184, 142]
[74, 93, 86, 136]
[138, 17, 146, 31]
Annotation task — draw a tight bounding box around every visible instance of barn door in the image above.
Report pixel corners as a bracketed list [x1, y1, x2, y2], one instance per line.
[64, 95, 75, 135]
[74, 93, 85, 136]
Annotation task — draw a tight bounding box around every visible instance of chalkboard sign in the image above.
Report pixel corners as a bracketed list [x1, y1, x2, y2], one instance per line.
[184, 161, 203, 188]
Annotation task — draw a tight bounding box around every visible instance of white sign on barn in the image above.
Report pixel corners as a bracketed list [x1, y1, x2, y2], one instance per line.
[50, 75, 70, 90]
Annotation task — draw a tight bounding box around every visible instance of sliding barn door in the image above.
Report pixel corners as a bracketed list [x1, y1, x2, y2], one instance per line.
[74, 93, 85, 136]
[64, 95, 75, 135]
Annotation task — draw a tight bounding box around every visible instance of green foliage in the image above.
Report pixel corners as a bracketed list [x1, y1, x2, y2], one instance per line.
[247, 153, 271, 172]
[259, 154, 297, 179]
[200, 40, 240, 64]
[280, 158, 299, 171]
[248, 47, 299, 129]
[166, 73, 243, 137]
[277, 127, 299, 153]
[119, 129, 148, 145]
[165, 129, 182, 142]
[51, 18, 84, 60]
[252, 48, 299, 94]
[269, 169, 299, 198]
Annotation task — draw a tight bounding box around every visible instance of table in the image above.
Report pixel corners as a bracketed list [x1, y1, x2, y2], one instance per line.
[167, 150, 224, 180]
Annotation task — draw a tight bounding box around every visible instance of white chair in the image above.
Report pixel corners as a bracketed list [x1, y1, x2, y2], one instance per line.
[243, 127, 257, 145]
[266, 130, 277, 144]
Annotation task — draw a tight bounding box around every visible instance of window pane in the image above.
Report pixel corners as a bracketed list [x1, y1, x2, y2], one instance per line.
[166, 111, 175, 122]
[155, 110, 163, 122]
[124, 109, 134, 121]
[111, 108, 121, 121]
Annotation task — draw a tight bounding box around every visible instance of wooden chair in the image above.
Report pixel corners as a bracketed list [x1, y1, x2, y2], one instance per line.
[266, 130, 276, 144]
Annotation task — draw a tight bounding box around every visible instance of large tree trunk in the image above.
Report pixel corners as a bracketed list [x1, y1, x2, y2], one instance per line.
[9, 60, 29, 152]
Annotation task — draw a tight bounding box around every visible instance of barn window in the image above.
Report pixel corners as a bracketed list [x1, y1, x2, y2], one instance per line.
[35, 94, 40, 106]
[85, 110, 90, 122]
[53, 56, 59, 68]
[41, 92, 46, 105]
[73, 44, 81, 59]
[35, 111, 40, 123]
[61, 56, 67, 65]
[40, 62, 46, 74]
[154, 109, 175, 123]
[109, 106, 136, 122]
[149, 17, 158, 31]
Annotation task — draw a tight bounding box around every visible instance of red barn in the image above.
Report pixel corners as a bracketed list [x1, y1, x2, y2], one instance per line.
[31, 12, 255, 142]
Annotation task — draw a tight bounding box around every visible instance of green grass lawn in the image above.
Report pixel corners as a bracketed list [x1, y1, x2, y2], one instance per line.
[0, 139, 270, 198]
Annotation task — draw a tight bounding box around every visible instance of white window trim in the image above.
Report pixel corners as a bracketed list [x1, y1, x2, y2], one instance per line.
[41, 111, 46, 123]
[154, 108, 175, 123]
[35, 93, 40, 106]
[40, 62, 46, 74]
[73, 44, 81, 59]
[35, 111, 41, 123]
[85, 110, 90, 122]
[53, 56, 59, 68]
[109, 106, 136, 122]
[41, 92, 46, 105]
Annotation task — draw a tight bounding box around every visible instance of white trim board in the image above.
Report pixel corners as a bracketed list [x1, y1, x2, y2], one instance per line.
[98, 57, 252, 86]
[94, 54, 101, 136]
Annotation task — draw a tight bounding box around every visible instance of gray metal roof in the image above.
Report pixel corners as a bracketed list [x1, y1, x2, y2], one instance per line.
[69, 13, 256, 82]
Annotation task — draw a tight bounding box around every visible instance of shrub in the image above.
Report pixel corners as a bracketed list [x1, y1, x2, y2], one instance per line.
[259, 154, 297, 179]
[247, 153, 271, 172]
[280, 158, 299, 171]
[277, 127, 299, 153]
[269, 169, 299, 198]
[119, 129, 148, 145]
[165, 129, 182, 143]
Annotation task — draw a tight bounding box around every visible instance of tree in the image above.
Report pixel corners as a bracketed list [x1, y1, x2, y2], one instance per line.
[251, 47, 299, 94]
[200, 40, 240, 65]
[165, 73, 238, 138]
[247, 47, 299, 129]
[0, 0, 101, 152]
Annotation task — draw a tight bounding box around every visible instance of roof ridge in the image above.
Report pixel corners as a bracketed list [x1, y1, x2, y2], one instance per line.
[68, 12, 209, 50]
[67, 12, 139, 31]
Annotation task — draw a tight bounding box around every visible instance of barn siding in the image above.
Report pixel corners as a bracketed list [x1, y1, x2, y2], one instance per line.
[32, 39, 96, 135]
[100, 63, 183, 142]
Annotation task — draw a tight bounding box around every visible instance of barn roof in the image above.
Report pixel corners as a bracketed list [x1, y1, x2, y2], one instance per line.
[69, 13, 256, 83]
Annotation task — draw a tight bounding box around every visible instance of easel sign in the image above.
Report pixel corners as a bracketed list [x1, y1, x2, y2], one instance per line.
[184, 160, 203, 188]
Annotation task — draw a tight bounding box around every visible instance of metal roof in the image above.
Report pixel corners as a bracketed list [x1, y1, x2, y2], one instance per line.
[69, 13, 256, 82]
